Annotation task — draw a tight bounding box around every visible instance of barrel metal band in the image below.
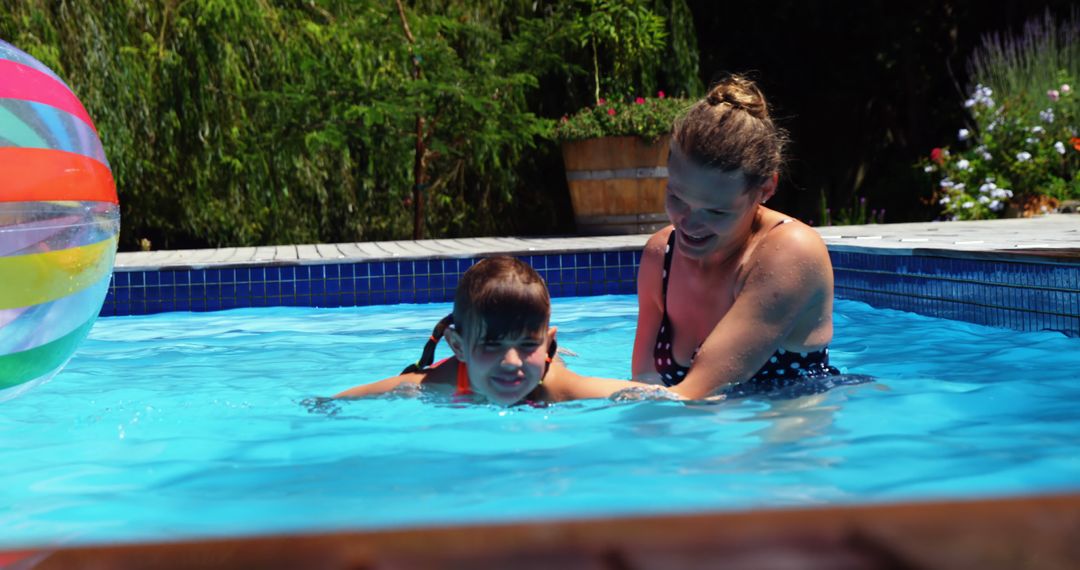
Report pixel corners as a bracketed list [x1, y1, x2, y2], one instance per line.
[565, 167, 668, 181]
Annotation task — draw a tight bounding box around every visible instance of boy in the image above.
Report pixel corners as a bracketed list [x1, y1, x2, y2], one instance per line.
[335, 256, 672, 405]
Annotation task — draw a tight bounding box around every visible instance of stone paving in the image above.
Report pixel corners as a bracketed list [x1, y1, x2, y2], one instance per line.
[115, 214, 1079, 270]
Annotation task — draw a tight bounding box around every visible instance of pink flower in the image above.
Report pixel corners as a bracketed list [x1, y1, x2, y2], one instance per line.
[597, 98, 606, 106]
[657, 91, 665, 99]
[607, 107, 616, 116]
[560, 115, 568, 123]
[635, 97, 645, 104]
[1048, 89, 1060, 101]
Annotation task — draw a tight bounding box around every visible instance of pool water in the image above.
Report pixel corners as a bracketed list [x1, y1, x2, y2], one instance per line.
[2, 296, 1078, 549]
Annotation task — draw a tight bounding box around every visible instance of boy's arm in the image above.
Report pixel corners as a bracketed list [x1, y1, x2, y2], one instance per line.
[543, 363, 681, 402]
[334, 373, 422, 399]
[334, 358, 456, 399]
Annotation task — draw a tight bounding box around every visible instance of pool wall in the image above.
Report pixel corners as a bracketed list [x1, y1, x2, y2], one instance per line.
[101, 250, 642, 316]
[831, 247, 1078, 336]
[100, 243, 1079, 337]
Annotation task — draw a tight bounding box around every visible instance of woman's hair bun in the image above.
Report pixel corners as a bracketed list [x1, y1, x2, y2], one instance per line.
[673, 72, 787, 189]
[706, 75, 769, 120]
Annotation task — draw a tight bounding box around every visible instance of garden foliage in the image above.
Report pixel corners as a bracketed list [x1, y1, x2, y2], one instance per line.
[1, 0, 700, 249]
[924, 10, 1079, 220]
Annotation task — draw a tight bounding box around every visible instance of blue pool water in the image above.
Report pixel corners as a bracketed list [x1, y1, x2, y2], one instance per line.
[1, 296, 1078, 549]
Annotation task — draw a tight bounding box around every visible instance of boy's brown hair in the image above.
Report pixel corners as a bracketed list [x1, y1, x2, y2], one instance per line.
[453, 256, 550, 344]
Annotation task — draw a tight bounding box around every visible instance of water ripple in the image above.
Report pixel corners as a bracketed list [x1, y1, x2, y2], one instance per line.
[1, 297, 1078, 549]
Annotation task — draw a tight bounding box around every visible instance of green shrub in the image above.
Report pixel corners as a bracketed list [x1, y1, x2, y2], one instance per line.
[0, 0, 701, 249]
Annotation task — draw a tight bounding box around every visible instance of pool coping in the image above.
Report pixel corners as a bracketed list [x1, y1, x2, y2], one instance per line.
[114, 215, 1080, 271]
[7, 492, 1078, 569]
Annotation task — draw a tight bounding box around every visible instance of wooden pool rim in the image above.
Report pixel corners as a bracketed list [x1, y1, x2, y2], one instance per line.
[5, 492, 1077, 569]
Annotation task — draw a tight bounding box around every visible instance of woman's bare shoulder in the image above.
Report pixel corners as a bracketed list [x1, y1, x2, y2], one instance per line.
[640, 226, 674, 270]
[759, 218, 830, 263]
[742, 219, 832, 294]
[644, 226, 674, 255]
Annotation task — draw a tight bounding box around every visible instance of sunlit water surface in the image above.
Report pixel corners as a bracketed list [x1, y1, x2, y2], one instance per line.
[2, 296, 1078, 548]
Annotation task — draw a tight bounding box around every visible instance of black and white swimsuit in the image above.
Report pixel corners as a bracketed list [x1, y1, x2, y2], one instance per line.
[653, 225, 839, 395]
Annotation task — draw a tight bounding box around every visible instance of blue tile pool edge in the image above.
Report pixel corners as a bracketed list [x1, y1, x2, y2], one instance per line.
[101, 250, 642, 317]
[99, 246, 1080, 337]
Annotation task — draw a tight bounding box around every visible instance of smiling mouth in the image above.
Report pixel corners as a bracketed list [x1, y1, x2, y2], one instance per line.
[489, 375, 527, 393]
[679, 229, 712, 244]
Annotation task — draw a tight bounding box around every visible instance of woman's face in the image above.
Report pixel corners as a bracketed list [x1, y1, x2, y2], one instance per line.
[665, 145, 769, 259]
[460, 327, 555, 405]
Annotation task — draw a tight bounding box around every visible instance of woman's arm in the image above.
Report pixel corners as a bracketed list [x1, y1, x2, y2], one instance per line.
[631, 229, 671, 383]
[669, 226, 832, 400]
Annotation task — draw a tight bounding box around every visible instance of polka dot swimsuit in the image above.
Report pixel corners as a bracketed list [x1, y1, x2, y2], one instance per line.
[653, 227, 839, 394]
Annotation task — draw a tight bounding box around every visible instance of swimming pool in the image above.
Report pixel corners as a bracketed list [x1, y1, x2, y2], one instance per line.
[2, 295, 1077, 550]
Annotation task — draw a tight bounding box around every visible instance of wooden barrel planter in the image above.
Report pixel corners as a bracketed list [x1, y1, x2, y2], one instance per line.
[560, 135, 671, 235]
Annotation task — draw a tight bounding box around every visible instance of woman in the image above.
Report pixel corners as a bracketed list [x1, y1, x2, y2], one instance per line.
[632, 74, 838, 400]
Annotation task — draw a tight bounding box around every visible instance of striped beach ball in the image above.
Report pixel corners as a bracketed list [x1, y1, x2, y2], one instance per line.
[0, 40, 119, 402]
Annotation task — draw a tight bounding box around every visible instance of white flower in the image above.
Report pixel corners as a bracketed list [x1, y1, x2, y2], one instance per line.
[958, 128, 971, 141]
[939, 195, 951, 205]
[940, 178, 955, 189]
[924, 165, 936, 173]
[990, 200, 1002, 211]
[981, 151, 993, 161]
[1055, 141, 1066, 155]
[1031, 125, 1045, 134]
[1016, 151, 1032, 162]
[978, 195, 990, 204]
[1048, 89, 1060, 101]
[987, 120, 999, 132]
[1025, 137, 1039, 145]
[962, 201, 975, 209]
[991, 188, 1013, 199]
[979, 182, 996, 193]
[956, 159, 970, 170]
[1039, 108, 1055, 123]
[1062, 84, 1072, 94]
[953, 183, 965, 192]
[968, 85, 995, 109]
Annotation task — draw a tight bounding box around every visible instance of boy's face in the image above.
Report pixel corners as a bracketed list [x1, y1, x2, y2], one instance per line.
[448, 326, 556, 405]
